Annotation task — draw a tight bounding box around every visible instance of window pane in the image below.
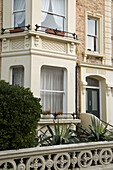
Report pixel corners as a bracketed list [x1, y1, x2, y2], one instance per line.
[92, 91, 98, 111]
[41, 92, 63, 113]
[87, 19, 95, 36]
[41, 67, 64, 91]
[14, 12, 25, 27]
[41, 67, 65, 113]
[86, 77, 99, 87]
[14, 0, 25, 11]
[12, 67, 24, 87]
[87, 36, 94, 51]
[41, 0, 66, 31]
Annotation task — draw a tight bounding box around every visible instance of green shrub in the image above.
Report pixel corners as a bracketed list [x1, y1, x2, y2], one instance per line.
[0, 80, 42, 150]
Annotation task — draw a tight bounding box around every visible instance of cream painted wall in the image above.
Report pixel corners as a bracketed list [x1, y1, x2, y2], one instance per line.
[80, 64, 113, 123]
[1, 51, 76, 113]
[30, 54, 76, 113]
[1, 55, 31, 88]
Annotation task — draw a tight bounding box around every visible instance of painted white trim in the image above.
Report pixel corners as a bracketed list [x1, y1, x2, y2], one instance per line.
[85, 11, 103, 57]
[40, 90, 65, 93]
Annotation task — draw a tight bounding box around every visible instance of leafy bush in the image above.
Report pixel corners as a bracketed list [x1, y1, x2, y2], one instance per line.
[37, 120, 80, 146]
[77, 117, 113, 142]
[0, 80, 42, 150]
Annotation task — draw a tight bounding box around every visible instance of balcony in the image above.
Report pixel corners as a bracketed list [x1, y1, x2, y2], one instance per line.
[0, 25, 80, 58]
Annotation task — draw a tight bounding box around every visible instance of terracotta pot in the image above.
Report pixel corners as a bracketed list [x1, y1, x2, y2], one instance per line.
[10, 28, 24, 33]
[57, 31, 65, 37]
[45, 29, 55, 35]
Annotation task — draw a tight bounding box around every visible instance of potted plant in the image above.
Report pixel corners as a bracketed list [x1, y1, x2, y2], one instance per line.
[9, 27, 24, 33]
[42, 109, 51, 118]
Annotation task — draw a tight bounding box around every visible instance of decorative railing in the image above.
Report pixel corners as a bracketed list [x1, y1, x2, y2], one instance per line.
[1, 24, 77, 40]
[1, 141, 113, 169]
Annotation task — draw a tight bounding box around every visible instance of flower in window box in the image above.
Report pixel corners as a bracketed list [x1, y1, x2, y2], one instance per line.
[57, 110, 63, 114]
[42, 110, 51, 118]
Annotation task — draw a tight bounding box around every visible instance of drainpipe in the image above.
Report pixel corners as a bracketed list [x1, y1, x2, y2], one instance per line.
[76, 63, 78, 119]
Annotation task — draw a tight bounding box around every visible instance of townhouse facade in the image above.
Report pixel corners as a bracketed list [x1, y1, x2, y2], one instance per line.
[0, 0, 113, 124]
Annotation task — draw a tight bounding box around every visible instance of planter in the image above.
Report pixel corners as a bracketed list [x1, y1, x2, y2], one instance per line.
[9, 28, 24, 33]
[57, 31, 65, 37]
[42, 110, 51, 119]
[45, 29, 55, 35]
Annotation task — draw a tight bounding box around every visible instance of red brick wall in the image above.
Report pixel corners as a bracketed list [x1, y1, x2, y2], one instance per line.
[76, 0, 105, 63]
[111, 1, 113, 65]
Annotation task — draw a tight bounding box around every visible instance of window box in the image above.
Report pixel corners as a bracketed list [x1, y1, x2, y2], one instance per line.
[9, 28, 24, 33]
[45, 29, 55, 35]
[57, 31, 65, 37]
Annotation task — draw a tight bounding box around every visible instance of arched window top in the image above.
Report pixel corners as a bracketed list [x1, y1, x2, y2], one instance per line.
[86, 77, 99, 87]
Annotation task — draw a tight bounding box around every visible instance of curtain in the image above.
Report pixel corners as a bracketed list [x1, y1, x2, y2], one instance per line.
[51, 0, 65, 30]
[41, 0, 50, 23]
[12, 67, 24, 87]
[41, 67, 64, 113]
[14, 0, 25, 27]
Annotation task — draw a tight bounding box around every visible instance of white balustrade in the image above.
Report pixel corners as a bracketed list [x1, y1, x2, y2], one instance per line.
[1, 141, 113, 169]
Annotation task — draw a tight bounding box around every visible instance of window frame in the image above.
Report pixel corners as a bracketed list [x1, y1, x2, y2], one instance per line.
[40, 66, 66, 113]
[87, 18, 98, 52]
[12, 0, 26, 28]
[10, 66, 24, 87]
[85, 11, 103, 56]
[41, 0, 67, 31]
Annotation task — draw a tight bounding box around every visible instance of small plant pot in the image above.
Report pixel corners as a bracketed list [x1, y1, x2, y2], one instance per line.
[9, 28, 24, 33]
[57, 31, 65, 37]
[42, 110, 51, 119]
[45, 29, 55, 35]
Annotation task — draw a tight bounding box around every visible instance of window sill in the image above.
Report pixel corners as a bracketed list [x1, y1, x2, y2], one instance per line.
[86, 51, 104, 58]
[38, 119, 81, 125]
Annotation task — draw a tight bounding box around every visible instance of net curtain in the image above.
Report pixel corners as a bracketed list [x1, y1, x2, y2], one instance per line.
[41, 0, 65, 30]
[14, 0, 25, 27]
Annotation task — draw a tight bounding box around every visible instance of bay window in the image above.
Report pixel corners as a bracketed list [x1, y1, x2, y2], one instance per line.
[13, 0, 25, 28]
[11, 67, 24, 87]
[41, 0, 66, 31]
[40, 67, 66, 113]
[87, 18, 98, 52]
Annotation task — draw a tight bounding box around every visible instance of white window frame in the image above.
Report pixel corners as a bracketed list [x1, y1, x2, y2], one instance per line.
[12, 0, 25, 28]
[10, 66, 24, 87]
[41, 0, 67, 31]
[40, 66, 66, 113]
[85, 11, 103, 57]
[87, 18, 98, 52]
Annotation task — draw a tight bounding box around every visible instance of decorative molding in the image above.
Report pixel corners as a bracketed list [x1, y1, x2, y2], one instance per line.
[106, 84, 111, 96]
[2, 38, 9, 51]
[34, 35, 40, 47]
[24, 36, 30, 49]
[70, 42, 74, 53]
[42, 39, 66, 53]
[81, 81, 87, 95]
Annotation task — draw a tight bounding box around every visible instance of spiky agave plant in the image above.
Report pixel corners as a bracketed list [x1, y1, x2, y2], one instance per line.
[37, 120, 80, 146]
[76, 117, 112, 142]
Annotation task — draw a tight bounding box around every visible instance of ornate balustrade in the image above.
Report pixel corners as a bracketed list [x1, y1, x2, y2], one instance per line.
[1, 141, 113, 169]
[0, 29, 80, 58]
